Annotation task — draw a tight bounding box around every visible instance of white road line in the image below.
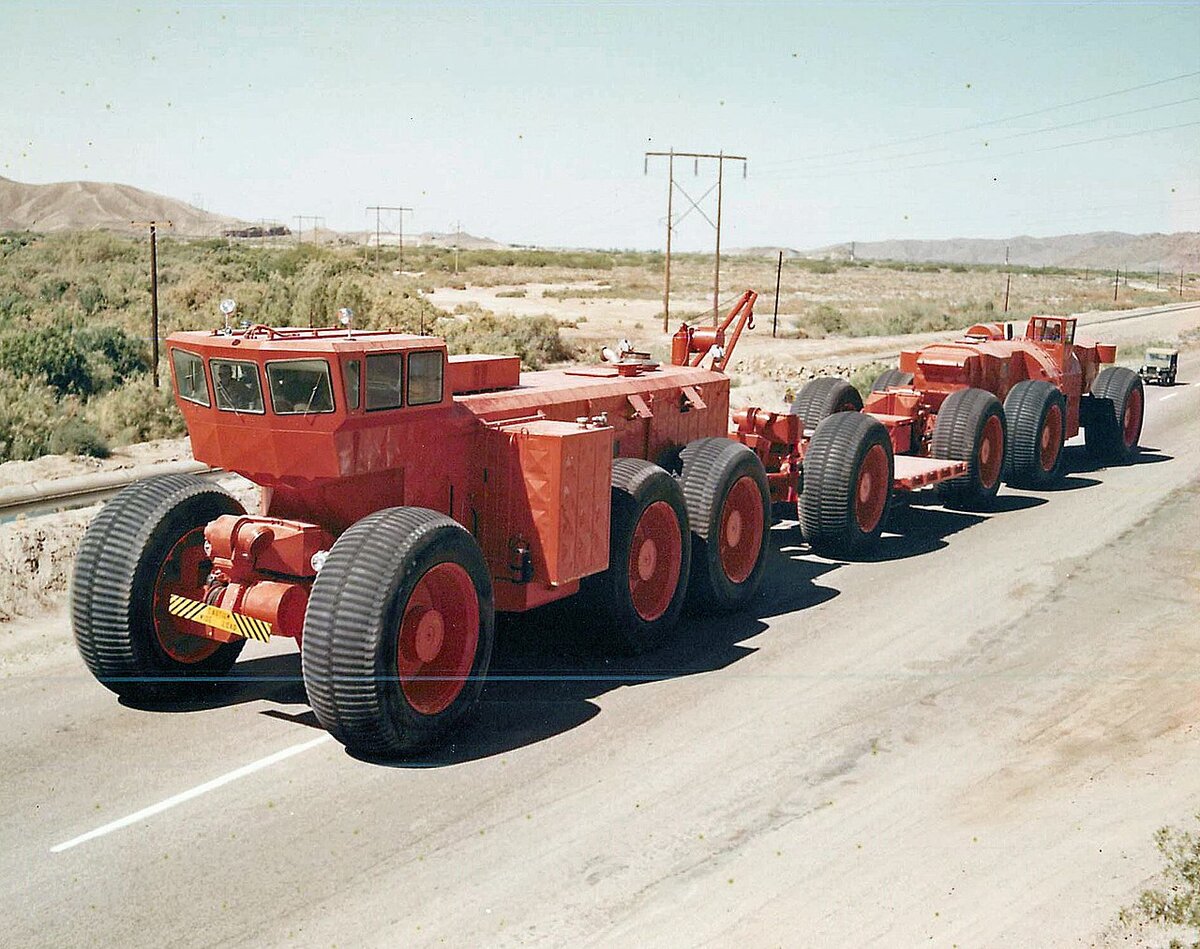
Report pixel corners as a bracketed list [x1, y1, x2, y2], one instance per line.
[1161, 392, 1180, 401]
[50, 734, 333, 854]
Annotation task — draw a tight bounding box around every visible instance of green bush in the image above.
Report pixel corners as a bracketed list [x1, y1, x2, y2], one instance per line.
[0, 323, 148, 396]
[0, 324, 94, 395]
[77, 283, 107, 315]
[0, 371, 66, 461]
[47, 416, 110, 458]
[436, 312, 573, 369]
[88, 378, 184, 444]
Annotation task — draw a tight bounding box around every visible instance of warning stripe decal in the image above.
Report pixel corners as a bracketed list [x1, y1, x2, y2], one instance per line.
[168, 594, 273, 643]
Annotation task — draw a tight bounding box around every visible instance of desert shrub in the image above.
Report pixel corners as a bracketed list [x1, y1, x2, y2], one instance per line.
[1120, 815, 1200, 945]
[436, 313, 573, 369]
[77, 282, 107, 315]
[76, 325, 151, 380]
[39, 277, 70, 302]
[848, 361, 890, 398]
[0, 289, 31, 320]
[0, 324, 94, 395]
[87, 378, 185, 444]
[0, 371, 65, 461]
[48, 416, 110, 458]
[495, 289, 526, 298]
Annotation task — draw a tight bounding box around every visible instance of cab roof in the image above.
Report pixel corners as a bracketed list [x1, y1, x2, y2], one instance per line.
[166, 326, 444, 355]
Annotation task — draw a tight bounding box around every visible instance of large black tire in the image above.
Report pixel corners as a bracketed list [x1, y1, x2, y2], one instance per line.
[790, 377, 864, 430]
[932, 388, 1006, 509]
[800, 412, 894, 558]
[1004, 380, 1067, 488]
[302, 507, 495, 758]
[584, 458, 691, 654]
[678, 438, 771, 612]
[1084, 366, 1144, 464]
[870, 368, 915, 392]
[70, 474, 246, 702]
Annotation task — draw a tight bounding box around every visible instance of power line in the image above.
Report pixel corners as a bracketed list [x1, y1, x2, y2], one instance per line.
[767, 95, 1200, 174]
[766, 119, 1200, 181]
[758, 69, 1200, 168]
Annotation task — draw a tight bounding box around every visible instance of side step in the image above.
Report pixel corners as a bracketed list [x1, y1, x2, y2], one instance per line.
[893, 455, 968, 491]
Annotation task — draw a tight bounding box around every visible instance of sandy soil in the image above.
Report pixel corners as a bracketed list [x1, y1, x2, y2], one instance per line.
[0, 437, 195, 491]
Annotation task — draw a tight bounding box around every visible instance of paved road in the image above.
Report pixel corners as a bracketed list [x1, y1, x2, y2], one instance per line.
[4, 355, 1199, 947]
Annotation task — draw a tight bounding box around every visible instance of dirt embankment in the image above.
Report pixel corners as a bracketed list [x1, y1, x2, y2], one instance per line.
[0, 436, 256, 623]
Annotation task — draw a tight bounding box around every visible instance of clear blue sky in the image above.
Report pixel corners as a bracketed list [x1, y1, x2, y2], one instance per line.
[3, 1, 1198, 249]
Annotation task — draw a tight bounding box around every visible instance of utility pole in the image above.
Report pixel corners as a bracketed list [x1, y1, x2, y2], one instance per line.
[645, 148, 748, 328]
[453, 221, 462, 275]
[293, 215, 322, 245]
[366, 205, 412, 269]
[1114, 268, 1120, 302]
[1182, 268, 1186, 298]
[772, 250, 783, 338]
[131, 220, 172, 388]
[1156, 266, 1161, 289]
[1003, 245, 1011, 313]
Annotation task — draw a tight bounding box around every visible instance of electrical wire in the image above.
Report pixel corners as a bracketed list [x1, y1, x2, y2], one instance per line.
[757, 69, 1200, 168]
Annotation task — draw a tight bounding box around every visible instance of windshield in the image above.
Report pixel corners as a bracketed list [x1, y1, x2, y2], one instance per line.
[267, 359, 335, 415]
[1146, 351, 1173, 366]
[211, 359, 265, 413]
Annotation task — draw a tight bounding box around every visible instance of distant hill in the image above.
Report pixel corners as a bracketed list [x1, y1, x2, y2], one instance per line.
[805, 231, 1200, 271]
[0, 176, 247, 236]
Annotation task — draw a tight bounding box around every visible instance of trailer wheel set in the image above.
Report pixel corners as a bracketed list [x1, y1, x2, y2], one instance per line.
[70, 298, 1149, 757]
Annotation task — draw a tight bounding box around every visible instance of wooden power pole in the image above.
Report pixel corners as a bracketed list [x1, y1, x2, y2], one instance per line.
[366, 205, 412, 270]
[131, 219, 172, 387]
[645, 148, 747, 329]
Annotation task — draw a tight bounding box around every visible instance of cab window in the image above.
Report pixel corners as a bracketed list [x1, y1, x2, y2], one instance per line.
[366, 352, 403, 411]
[407, 350, 444, 406]
[267, 359, 335, 415]
[344, 359, 361, 411]
[211, 359, 264, 414]
[171, 349, 209, 406]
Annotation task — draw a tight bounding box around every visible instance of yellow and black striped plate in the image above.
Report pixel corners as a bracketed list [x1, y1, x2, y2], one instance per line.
[167, 594, 273, 643]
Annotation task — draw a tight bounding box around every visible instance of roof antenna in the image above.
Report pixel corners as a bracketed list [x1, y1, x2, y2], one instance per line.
[338, 306, 354, 338]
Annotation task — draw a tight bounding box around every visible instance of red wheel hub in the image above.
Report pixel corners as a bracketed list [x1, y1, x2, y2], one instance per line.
[977, 415, 1003, 489]
[1122, 386, 1143, 448]
[1039, 403, 1063, 472]
[854, 444, 889, 533]
[627, 501, 682, 622]
[396, 562, 479, 715]
[718, 476, 763, 584]
[151, 527, 222, 664]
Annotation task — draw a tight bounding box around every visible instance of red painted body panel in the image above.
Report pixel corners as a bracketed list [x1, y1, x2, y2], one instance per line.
[167, 326, 731, 614]
[867, 316, 1117, 456]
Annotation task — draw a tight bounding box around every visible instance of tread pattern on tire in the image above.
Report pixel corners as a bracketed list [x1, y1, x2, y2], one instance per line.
[791, 377, 864, 430]
[1084, 366, 1143, 464]
[585, 458, 690, 654]
[931, 387, 1006, 508]
[870, 369, 915, 392]
[1003, 379, 1066, 488]
[302, 506, 494, 758]
[799, 411, 894, 558]
[70, 474, 245, 699]
[678, 437, 771, 611]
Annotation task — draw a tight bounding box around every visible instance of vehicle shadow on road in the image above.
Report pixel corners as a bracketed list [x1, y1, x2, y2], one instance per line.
[119, 653, 308, 714]
[1061, 444, 1172, 478]
[363, 543, 842, 768]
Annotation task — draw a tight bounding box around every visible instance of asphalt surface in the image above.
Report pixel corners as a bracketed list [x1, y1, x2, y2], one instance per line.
[4, 351, 1199, 947]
